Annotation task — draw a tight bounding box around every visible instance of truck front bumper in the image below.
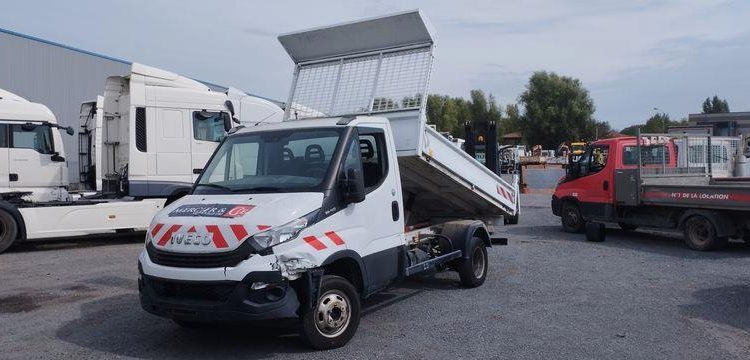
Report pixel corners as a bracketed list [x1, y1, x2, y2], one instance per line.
[138, 263, 300, 323]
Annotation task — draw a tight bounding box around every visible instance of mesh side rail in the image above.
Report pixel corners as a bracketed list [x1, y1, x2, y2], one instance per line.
[287, 46, 433, 120]
[637, 134, 742, 178]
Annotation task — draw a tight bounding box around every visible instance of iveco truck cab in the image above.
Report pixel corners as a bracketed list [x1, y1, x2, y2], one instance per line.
[138, 10, 519, 350]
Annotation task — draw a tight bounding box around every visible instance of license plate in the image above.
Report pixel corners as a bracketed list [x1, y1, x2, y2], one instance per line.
[170, 232, 211, 246]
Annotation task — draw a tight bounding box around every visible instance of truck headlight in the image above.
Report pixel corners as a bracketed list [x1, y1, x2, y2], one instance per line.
[251, 210, 319, 249]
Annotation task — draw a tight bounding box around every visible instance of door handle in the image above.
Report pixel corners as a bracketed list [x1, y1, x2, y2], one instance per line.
[193, 168, 203, 175]
[603, 180, 609, 191]
[391, 201, 399, 221]
[9, 173, 18, 182]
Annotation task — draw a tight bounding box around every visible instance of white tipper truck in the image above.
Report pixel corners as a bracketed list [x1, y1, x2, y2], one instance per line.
[137, 10, 520, 349]
[0, 64, 282, 253]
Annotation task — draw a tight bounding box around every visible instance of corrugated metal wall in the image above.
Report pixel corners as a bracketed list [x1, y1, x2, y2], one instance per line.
[0, 31, 130, 184]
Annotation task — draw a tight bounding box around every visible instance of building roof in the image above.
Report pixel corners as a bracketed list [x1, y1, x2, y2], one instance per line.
[0, 27, 130, 64]
[688, 111, 750, 123]
[0, 27, 282, 106]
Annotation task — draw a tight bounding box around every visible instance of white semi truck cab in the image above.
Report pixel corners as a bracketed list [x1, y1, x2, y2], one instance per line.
[0, 88, 75, 203]
[138, 10, 519, 349]
[79, 63, 283, 200]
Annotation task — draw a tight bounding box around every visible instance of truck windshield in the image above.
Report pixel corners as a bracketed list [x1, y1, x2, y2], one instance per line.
[194, 128, 343, 194]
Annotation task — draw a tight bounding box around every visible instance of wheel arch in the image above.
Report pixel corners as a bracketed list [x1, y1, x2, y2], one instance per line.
[321, 250, 367, 296]
[678, 209, 735, 238]
[438, 220, 490, 261]
[0, 201, 27, 241]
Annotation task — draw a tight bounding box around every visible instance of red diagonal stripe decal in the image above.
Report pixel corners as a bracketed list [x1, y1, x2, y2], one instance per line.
[303, 236, 327, 251]
[230, 224, 249, 241]
[257, 225, 271, 231]
[157, 225, 182, 246]
[150, 223, 164, 238]
[187, 226, 196, 233]
[324, 231, 345, 246]
[206, 225, 228, 248]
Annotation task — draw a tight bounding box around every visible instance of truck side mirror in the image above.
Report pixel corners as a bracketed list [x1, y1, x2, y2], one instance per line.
[65, 126, 75, 136]
[343, 168, 365, 204]
[51, 152, 65, 162]
[223, 113, 232, 132]
[224, 100, 235, 117]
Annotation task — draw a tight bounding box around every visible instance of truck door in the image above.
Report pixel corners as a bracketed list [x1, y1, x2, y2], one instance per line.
[8, 123, 63, 189]
[577, 144, 614, 218]
[338, 126, 404, 292]
[190, 110, 227, 181]
[153, 108, 191, 183]
[0, 124, 9, 189]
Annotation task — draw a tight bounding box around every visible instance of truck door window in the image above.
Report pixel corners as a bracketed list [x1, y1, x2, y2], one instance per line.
[581, 145, 609, 175]
[10, 124, 54, 154]
[359, 131, 388, 191]
[193, 111, 227, 142]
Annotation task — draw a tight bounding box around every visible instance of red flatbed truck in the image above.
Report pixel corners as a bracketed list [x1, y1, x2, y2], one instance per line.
[552, 134, 750, 250]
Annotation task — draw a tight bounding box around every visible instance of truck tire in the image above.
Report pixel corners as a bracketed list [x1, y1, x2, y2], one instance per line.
[457, 238, 488, 287]
[618, 223, 638, 231]
[0, 210, 19, 254]
[561, 202, 585, 233]
[683, 215, 727, 251]
[300, 275, 360, 350]
[585, 222, 606, 242]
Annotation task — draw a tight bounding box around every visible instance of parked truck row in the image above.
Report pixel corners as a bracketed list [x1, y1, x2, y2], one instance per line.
[0, 63, 283, 253]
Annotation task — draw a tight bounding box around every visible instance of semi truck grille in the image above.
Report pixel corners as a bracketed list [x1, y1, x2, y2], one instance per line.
[148, 277, 236, 302]
[146, 242, 253, 268]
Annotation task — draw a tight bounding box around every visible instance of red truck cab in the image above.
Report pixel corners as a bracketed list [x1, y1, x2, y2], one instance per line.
[552, 137, 677, 232]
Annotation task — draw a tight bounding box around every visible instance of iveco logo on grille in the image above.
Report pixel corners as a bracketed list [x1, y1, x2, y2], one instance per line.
[170, 232, 211, 246]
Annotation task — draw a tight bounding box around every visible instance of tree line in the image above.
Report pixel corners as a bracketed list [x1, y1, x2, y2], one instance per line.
[426, 71, 731, 148]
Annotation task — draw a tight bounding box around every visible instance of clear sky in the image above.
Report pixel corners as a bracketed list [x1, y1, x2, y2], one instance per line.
[1, 0, 748, 130]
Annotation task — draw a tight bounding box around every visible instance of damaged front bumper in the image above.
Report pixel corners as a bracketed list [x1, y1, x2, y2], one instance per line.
[138, 263, 300, 322]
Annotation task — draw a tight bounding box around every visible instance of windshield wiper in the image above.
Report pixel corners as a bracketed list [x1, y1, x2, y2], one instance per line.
[195, 183, 234, 192]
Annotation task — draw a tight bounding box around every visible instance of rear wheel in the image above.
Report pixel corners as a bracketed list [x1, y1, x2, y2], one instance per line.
[683, 215, 727, 251]
[300, 275, 360, 350]
[561, 202, 585, 233]
[0, 210, 19, 254]
[618, 222, 638, 231]
[457, 238, 488, 287]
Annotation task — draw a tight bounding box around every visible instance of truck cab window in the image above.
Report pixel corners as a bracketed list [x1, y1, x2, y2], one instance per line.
[193, 111, 226, 142]
[10, 124, 54, 154]
[623, 145, 669, 166]
[581, 145, 609, 175]
[359, 132, 387, 190]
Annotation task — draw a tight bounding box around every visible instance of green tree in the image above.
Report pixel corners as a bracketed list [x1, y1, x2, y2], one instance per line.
[519, 71, 601, 148]
[619, 113, 688, 136]
[702, 95, 730, 114]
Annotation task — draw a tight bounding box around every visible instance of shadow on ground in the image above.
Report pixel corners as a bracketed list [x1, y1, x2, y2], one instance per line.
[55, 275, 450, 358]
[680, 284, 750, 332]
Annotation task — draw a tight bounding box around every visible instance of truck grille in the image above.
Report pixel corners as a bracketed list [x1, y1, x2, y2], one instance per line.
[146, 242, 253, 268]
[148, 277, 236, 302]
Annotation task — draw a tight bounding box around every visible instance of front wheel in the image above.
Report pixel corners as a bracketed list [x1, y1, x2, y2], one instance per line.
[561, 202, 585, 233]
[0, 210, 19, 254]
[300, 275, 360, 350]
[457, 238, 488, 287]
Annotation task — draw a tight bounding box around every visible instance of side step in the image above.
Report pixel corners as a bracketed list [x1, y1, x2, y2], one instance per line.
[404, 250, 462, 277]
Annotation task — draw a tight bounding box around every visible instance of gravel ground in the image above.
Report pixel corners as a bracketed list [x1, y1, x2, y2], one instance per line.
[1, 192, 749, 359]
